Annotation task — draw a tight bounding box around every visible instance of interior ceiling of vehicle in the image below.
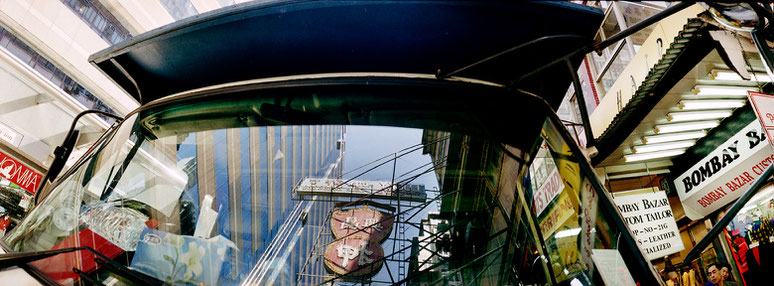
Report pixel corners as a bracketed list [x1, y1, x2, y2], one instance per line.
[90, 1, 603, 108]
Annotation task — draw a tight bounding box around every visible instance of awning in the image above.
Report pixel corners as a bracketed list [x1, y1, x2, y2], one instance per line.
[592, 18, 714, 166]
[89, 1, 603, 106]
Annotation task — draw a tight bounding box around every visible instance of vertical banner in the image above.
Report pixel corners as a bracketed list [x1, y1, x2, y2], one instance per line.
[579, 178, 598, 273]
[612, 188, 684, 260]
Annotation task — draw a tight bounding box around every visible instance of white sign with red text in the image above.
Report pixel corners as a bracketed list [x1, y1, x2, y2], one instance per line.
[748, 91, 774, 147]
[534, 167, 566, 216]
[0, 122, 20, 146]
[674, 120, 773, 220]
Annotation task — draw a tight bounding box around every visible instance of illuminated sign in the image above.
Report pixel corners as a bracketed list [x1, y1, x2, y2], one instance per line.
[0, 151, 42, 193]
[331, 205, 393, 243]
[295, 178, 426, 202]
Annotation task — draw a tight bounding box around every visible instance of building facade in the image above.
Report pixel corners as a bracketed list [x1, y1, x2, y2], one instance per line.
[560, 2, 774, 285]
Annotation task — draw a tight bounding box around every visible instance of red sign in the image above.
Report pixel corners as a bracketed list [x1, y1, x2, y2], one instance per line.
[331, 205, 393, 242]
[0, 151, 42, 193]
[324, 236, 384, 277]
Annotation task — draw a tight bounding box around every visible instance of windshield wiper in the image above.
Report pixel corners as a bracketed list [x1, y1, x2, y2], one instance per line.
[0, 246, 164, 286]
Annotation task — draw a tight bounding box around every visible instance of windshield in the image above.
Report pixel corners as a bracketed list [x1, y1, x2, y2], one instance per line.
[3, 87, 657, 285]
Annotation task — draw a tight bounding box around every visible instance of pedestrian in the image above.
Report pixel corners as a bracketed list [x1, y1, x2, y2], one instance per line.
[705, 263, 738, 286]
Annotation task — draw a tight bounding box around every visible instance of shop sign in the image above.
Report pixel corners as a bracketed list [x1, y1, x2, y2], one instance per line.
[612, 189, 684, 260]
[673, 121, 773, 219]
[0, 122, 20, 146]
[331, 205, 394, 242]
[295, 178, 426, 202]
[0, 150, 42, 194]
[324, 236, 384, 277]
[539, 192, 575, 237]
[748, 91, 774, 147]
[534, 167, 566, 216]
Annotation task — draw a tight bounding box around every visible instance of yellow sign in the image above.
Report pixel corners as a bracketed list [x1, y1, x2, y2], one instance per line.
[539, 192, 576, 236]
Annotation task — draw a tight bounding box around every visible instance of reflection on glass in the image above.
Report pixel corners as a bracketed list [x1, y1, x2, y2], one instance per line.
[601, 41, 634, 92]
[619, 3, 662, 51]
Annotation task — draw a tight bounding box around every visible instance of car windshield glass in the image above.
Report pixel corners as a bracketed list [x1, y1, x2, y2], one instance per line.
[3, 89, 651, 285]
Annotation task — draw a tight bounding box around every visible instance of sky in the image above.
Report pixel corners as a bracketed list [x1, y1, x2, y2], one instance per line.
[341, 125, 440, 192]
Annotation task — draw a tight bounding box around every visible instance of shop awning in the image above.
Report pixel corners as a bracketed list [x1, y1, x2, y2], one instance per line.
[89, 1, 603, 106]
[592, 18, 714, 166]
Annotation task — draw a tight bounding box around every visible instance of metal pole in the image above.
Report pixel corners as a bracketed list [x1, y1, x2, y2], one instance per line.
[682, 163, 774, 263]
[593, 2, 696, 53]
[566, 59, 595, 147]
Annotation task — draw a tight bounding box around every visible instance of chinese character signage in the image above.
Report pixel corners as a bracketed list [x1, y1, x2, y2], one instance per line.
[324, 237, 384, 277]
[331, 205, 393, 242]
[324, 203, 393, 278]
[295, 178, 426, 202]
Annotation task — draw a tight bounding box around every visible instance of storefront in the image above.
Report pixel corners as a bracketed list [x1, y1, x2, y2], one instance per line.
[567, 2, 774, 286]
[0, 145, 44, 233]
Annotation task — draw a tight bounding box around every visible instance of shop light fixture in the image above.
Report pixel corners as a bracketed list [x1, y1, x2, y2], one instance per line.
[677, 99, 746, 110]
[641, 130, 706, 144]
[554, 228, 582, 239]
[691, 85, 752, 97]
[654, 120, 719, 134]
[666, 110, 733, 122]
[623, 149, 686, 162]
[709, 69, 772, 82]
[631, 140, 695, 154]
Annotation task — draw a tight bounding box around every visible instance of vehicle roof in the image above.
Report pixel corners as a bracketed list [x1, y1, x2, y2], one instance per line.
[89, 0, 603, 106]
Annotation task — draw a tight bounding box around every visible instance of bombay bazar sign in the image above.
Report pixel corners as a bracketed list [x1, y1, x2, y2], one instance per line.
[324, 204, 393, 278]
[674, 120, 773, 220]
[612, 189, 684, 260]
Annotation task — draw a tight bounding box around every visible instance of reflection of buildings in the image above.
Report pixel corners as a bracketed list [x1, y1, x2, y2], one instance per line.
[408, 212, 460, 286]
[176, 125, 345, 285]
[415, 130, 539, 285]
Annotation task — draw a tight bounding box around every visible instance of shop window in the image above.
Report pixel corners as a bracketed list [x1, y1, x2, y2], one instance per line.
[588, 2, 663, 96]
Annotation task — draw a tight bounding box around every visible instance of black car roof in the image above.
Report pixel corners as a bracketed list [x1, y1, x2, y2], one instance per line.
[89, 1, 603, 106]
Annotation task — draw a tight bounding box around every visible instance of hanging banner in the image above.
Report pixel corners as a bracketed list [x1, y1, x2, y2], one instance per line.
[674, 120, 774, 220]
[612, 188, 684, 260]
[0, 150, 42, 194]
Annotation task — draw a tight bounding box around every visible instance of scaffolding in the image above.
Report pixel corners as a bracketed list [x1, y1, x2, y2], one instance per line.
[291, 136, 453, 285]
